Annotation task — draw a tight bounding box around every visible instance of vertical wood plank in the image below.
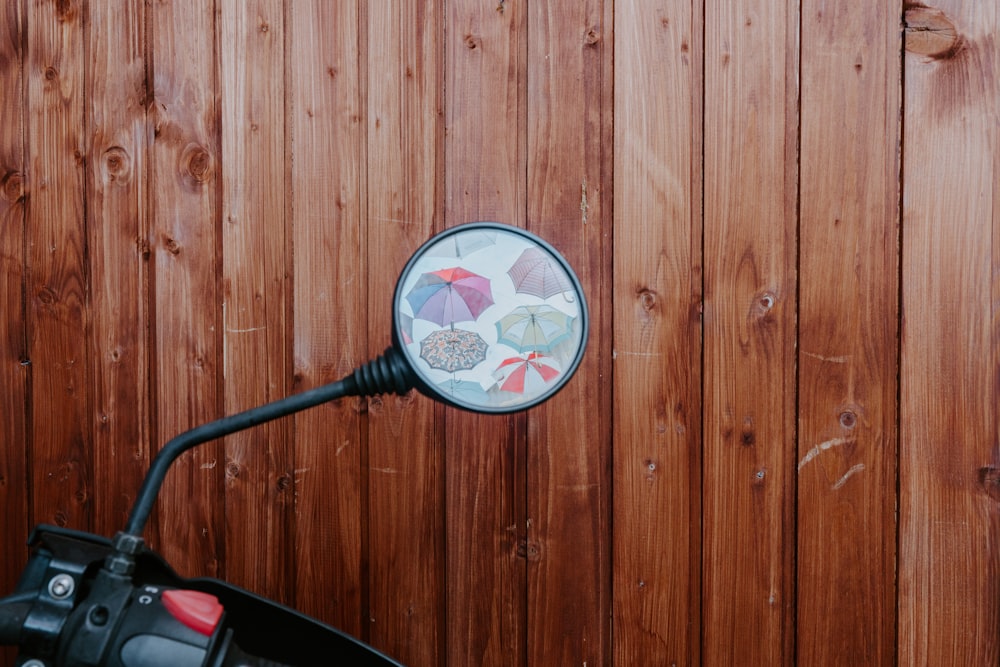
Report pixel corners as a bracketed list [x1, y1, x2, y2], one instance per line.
[900, 1, 1000, 663]
[289, 0, 366, 636]
[796, 2, 900, 664]
[26, 0, 90, 533]
[0, 6, 28, 667]
[612, 0, 703, 663]
[365, 1, 444, 664]
[219, 0, 292, 605]
[526, 1, 611, 665]
[149, 0, 222, 576]
[445, 1, 528, 664]
[702, 0, 798, 663]
[87, 0, 150, 538]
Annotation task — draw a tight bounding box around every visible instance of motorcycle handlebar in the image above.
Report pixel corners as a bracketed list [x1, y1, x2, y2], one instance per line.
[0, 594, 31, 646]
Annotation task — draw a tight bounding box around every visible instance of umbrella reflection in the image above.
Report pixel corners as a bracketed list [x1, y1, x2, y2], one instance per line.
[495, 304, 575, 353]
[419, 328, 489, 373]
[406, 267, 494, 327]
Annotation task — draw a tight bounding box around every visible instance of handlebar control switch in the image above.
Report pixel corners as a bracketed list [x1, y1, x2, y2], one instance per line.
[161, 589, 224, 636]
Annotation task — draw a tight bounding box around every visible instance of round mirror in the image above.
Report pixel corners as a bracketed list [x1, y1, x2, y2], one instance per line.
[393, 222, 588, 413]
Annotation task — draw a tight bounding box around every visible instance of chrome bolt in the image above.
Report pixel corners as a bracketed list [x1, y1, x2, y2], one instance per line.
[48, 574, 75, 600]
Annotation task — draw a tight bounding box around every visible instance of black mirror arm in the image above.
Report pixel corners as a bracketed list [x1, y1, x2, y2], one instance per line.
[122, 348, 412, 539]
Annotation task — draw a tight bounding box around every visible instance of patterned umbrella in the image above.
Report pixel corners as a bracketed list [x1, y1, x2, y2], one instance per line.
[506, 247, 573, 299]
[494, 353, 561, 394]
[406, 267, 494, 327]
[495, 305, 575, 353]
[419, 328, 489, 373]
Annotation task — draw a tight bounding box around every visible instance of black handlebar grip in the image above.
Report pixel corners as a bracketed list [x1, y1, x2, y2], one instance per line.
[0, 597, 30, 646]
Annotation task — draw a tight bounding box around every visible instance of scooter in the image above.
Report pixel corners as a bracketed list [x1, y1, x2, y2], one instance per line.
[0, 222, 588, 667]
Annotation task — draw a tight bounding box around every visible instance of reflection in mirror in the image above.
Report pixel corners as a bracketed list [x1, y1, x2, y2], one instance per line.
[393, 222, 587, 413]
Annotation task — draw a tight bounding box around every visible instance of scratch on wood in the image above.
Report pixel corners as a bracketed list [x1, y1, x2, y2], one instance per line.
[580, 179, 589, 224]
[612, 349, 663, 359]
[798, 437, 852, 470]
[831, 463, 865, 490]
[802, 351, 849, 363]
[373, 216, 413, 225]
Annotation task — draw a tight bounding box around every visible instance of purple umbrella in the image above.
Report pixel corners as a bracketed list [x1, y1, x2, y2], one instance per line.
[406, 267, 494, 327]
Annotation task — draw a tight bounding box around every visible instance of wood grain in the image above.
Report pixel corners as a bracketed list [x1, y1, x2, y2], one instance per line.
[219, 0, 292, 604]
[87, 0, 150, 539]
[2, 4, 1000, 667]
[445, 1, 528, 664]
[526, 1, 611, 664]
[796, 2, 901, 664]
[0, 10, 28, 667]
[26, 0, 91, 534]
[900, 1, 1000, 664]
[702, 0, 798, 663]
[364, 1, 444, 664]
[288, 0, 366, 637]
[148, 0, 222, 576]
[612, 0, 703, 663]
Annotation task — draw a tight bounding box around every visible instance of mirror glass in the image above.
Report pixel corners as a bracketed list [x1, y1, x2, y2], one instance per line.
[394, 223, 587, 413]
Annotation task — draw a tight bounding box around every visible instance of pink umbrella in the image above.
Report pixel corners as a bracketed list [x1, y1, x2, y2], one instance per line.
[506, 247, 574, 299]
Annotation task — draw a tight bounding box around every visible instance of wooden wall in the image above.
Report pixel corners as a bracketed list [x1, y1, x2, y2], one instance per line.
[1, 1, 997, 665]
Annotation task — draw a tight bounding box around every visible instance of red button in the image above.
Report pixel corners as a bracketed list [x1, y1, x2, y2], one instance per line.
[161, 589, 224, 636]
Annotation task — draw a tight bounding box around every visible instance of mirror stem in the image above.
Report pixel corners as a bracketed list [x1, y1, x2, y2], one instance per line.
[122, 348, 413, 539]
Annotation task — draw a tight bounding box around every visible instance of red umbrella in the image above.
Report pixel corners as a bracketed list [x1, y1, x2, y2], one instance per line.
[494, 353, 561, 394]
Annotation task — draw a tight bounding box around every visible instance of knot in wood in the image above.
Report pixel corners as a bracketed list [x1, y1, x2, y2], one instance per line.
[36, 285, 58, 306]
[102, 146, 132, 183]
[181, 143, 214, 186]
[637, 288, 657, 313]
[276, 474, 292, 492]
[979, 466, 1000, 502]
[904, 5, 964, 60]
[56, 0, 80, 22]
[464, 34, 481, 50]
[1, 171, 25, 202]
